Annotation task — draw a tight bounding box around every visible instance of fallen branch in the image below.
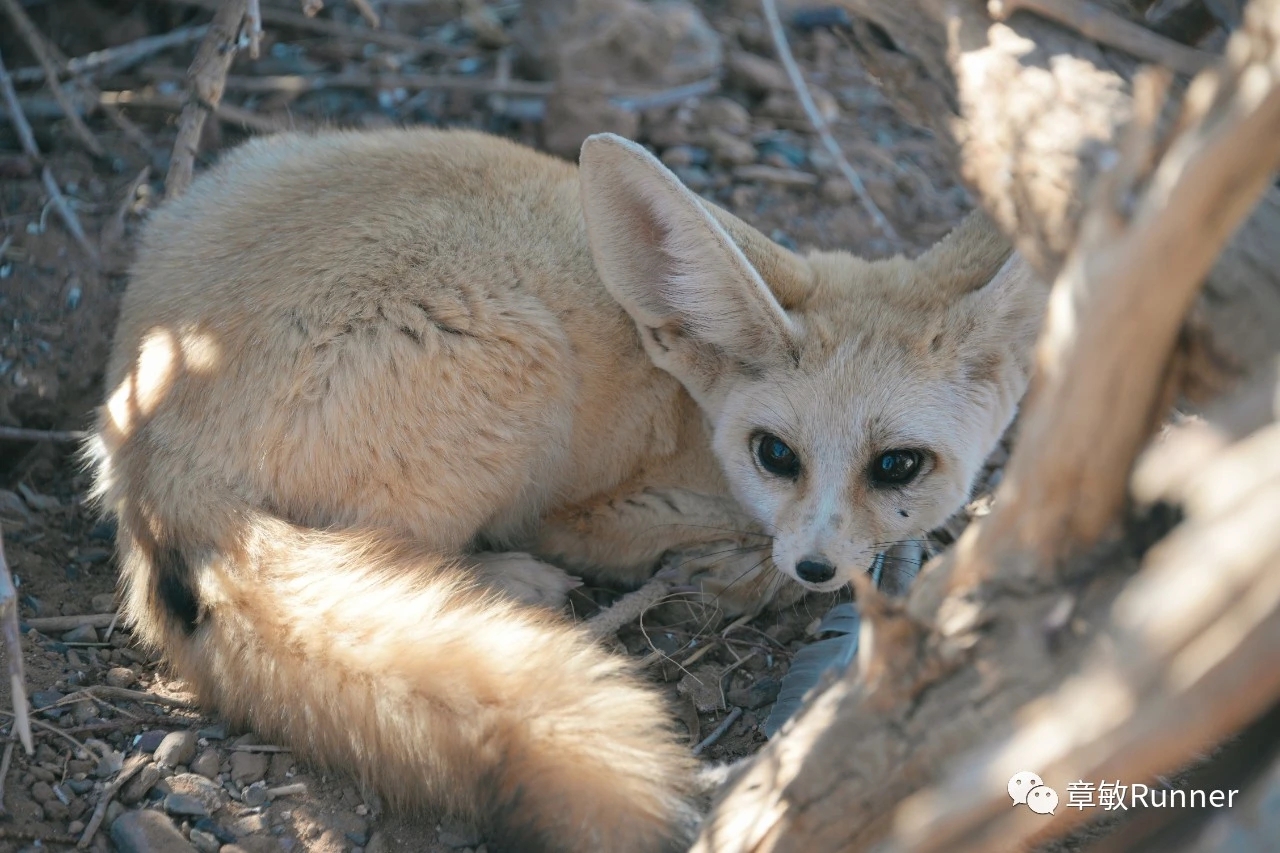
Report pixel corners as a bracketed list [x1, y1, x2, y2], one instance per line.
[0, 426, 90, 443]
[988, 0, 1215, 76]
[0, 49, 99, 266]
[8, 25, 212, 84]
[23, 614, 117, 632]
[0, 530, 31, 756]
[77, 753, 148, 848]
[761, 0, 898, 242]
[162, 0, 443, 55]
[0, 0, 104, 157]
[166, 0, 249, 198]
[694, 706, 743, 756]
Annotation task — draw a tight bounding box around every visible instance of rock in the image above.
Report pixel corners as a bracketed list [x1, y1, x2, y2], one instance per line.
[242, 782, 268, 807]
[705, 128, 757, 167]
[30, 781, 54, 803]
[190, 749, 221, 780]
[119, 762, 161, 805]
[543, 88, 639, 161]
[725, 51, 790, 93]
[61, 624, 99, 643]
[365, 833, 389, 853]
[32, 690, 66, 717]
[135, 730, 169, 753]
[758, 87, 839, 124]
[266, 752, 292, 784]
[41, 798, 69, 821]
[196, 721, 228, 740]
[696, 97, 751, 136]
[726, 676, 781, 710]
[676, 665, 725, 713]
[111, 809, 198, 853]
[661, 145, 697, 168]
[672, 166, 712, 190]
[166, 773, 224, 813]
[68, 778, 96, 795]
[519, 0, 721, 90]
[193, 817, 236, 844]
[229, 751, 268, 785]
[91, 593, 117, 612]
[105, 666, 137, 688]
[163, 792, 209, 817]
[820, 177, 856, 203]
[71, 699, 97, 724]
[154, 731, 198, 768]
[438, 818, 483, 848]
[188, 829, 221, 853]
[229, 812, 269, 837]
[0, 489, 32, 529]
[732, 164, 818, 187]
[228, 838, 277, 853]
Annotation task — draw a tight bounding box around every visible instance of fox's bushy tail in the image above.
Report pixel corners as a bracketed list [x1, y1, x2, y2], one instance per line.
[113, 504, 698, 853]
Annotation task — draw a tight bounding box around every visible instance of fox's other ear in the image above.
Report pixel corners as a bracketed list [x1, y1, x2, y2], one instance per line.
[952, 233, 1049, 379]
[578, 133, 798, 401]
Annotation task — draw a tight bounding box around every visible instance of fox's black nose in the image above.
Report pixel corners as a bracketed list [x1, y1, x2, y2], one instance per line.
[795, 557, 836, 584]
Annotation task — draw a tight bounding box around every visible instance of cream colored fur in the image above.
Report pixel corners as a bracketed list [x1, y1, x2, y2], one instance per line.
[87, 127, 1046, 852]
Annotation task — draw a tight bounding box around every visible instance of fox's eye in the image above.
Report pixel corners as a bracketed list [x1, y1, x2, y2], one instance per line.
[755, 433, 800, 478]
[871, 449, 921, 486]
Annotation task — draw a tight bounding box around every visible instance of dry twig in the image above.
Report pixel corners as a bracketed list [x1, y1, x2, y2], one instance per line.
[988, 0, 1215, 77]
[0, 531, 30, 757]
[0, 0, 104, 157]
[167, 0, 249, 198]
[693, 706, 743, 756]
[0, 49, 101, 266]
[761, 0, 898, 242]
[24, 613, 117, 632]
[9, 26, 212, 84]
[163, 0, 438, 54]
[0, 740, 14, 814]
[0, 426, 89, 443]
[77, 753, 148, 848]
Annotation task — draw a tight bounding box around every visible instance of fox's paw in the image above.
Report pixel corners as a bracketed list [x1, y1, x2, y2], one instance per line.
[656, 540, 799, 617]
[468, 551, 583, 608]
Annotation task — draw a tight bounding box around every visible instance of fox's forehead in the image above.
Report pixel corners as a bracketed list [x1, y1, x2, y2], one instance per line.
[742, 339, 974, 456]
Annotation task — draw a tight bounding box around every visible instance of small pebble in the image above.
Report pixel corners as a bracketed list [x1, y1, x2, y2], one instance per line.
[230, 752, 268, 785]
[119, 762, 161, 805]
[111, 809, 198, 853]
[190, 748, 221, 780]
[166, 773, 224, 813]
[106, 666, 137, 688]
[91, 593, 116, 612]
[196, 722, 228, 740]
[727, 676, 782, 710]
[135, 730, 169, 753]
[188, 829, 221, 853]
[164, 792, 210, 817]
[154, 731, 198, 767]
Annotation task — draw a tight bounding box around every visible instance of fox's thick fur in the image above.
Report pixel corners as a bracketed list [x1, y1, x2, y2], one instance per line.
[88, 128, 1046, 852]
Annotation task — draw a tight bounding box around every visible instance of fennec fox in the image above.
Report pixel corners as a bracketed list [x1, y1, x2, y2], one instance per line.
[88, 128, 1044, 852]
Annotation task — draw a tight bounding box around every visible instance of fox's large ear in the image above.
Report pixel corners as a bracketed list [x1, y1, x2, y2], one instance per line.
[928, 213, 1048, 382]
[579, 133, 799, 403]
